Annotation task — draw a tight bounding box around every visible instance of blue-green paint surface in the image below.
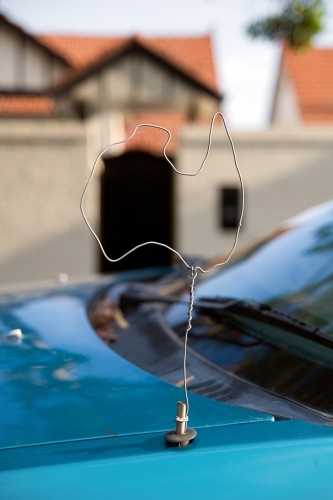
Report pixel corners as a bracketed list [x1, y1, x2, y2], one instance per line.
[0, 274, 272, 450]
[1, 420, 333, 499]
[2, 273, 333, 499]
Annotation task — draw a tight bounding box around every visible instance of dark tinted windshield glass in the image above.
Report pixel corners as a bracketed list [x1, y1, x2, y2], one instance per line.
[172, 314, 333, 416]
[164, 201, 333, 417]
[165, 201, 333, 330]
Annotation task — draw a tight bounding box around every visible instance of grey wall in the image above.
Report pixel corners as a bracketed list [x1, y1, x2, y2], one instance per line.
[0, 119, 97, 284]
[176, 125, 333, 259]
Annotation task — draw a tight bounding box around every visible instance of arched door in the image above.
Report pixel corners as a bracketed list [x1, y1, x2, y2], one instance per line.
[100, 151, 174, 272]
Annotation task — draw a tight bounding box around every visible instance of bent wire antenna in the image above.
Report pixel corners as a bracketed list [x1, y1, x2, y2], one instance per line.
[81, 111, 244, 446]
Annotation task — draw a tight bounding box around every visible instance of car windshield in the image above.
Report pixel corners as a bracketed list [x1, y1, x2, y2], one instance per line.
[163, 201, 333, 418]
[165, 200, 333, 333]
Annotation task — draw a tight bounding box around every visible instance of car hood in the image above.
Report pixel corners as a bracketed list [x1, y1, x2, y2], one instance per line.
[0, 274, 273, 450]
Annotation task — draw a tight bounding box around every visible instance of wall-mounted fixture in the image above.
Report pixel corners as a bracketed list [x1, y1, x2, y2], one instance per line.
[219, 187, 242, 229]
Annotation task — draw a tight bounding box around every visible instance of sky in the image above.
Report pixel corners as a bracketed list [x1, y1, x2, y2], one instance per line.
[2, 0, 333, 129]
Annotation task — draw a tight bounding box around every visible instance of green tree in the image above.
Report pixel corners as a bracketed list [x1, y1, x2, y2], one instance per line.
[247, 0, 324, 49]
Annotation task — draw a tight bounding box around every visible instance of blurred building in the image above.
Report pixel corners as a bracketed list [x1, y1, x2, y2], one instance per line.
[0, 13, 221, 282]
[177, 126, 333, 258]
[177, 45, 333, 259]
[2, 13, 332, 284]
[271, 46, 333, 126]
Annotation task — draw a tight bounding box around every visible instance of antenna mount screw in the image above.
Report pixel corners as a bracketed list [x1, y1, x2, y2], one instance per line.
[164, 401, 197, 447]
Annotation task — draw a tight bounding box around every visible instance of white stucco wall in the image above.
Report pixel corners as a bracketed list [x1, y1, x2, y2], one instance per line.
[0, 119, 98, 284]
[271, 66, 301, 126]
[3, 119, 332, 284]
[176, 125, 333, 259]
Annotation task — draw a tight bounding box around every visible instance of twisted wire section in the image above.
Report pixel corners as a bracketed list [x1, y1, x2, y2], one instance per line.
[80, 112, 245, 433]
[183, 266, 198, 422]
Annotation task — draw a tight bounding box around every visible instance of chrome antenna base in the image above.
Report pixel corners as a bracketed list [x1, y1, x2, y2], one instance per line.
[164, 401, 197, 447]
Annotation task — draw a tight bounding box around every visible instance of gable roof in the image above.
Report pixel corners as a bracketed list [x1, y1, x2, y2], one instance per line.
[38, 34, 220, 97]
[0, 13, 220, 117]
[37, 34, 126, 69]
[282, 46, 333, 123]
[0, 14, 69, 66]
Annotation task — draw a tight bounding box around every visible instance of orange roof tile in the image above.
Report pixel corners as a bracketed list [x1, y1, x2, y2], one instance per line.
[135, 35, 219, 94]
[37, 34, 219, 95]
[37, 34, 126, 69]
[283, 46, 333, 123]
[0, 95, 55, 116]
[125, 111, 187, 157]
[124, 111, 215, 156]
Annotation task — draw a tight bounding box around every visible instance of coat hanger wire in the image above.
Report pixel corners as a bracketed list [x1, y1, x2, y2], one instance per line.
[80, 111, 244, 429]
[80, 112, 244, 274]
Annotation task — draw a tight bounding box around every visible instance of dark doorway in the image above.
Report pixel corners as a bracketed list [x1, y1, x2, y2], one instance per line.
[100, 151, 174, 273]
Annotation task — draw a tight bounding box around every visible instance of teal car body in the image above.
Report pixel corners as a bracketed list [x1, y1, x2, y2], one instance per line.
[2, 201, 333, 498]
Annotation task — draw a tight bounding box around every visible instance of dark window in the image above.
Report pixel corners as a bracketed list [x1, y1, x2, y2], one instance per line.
[75, 101, 86, 120]
[220, 187, 240, 229]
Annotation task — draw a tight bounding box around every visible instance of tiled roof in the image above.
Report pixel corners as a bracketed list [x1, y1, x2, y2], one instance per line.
[0, 95, 55, 116]
[37, 34, 219, 95]
[36, 35, 126, 69]
[124, 111, 187, 157]
[0, 18, 219, 124]
[283, 46, 333, 123]
[124, 111, 216, 156]
[135, 36, 219, 95]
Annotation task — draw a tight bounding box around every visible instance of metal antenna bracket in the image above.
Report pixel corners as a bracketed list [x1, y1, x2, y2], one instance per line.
[164, 401, 197, 447]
